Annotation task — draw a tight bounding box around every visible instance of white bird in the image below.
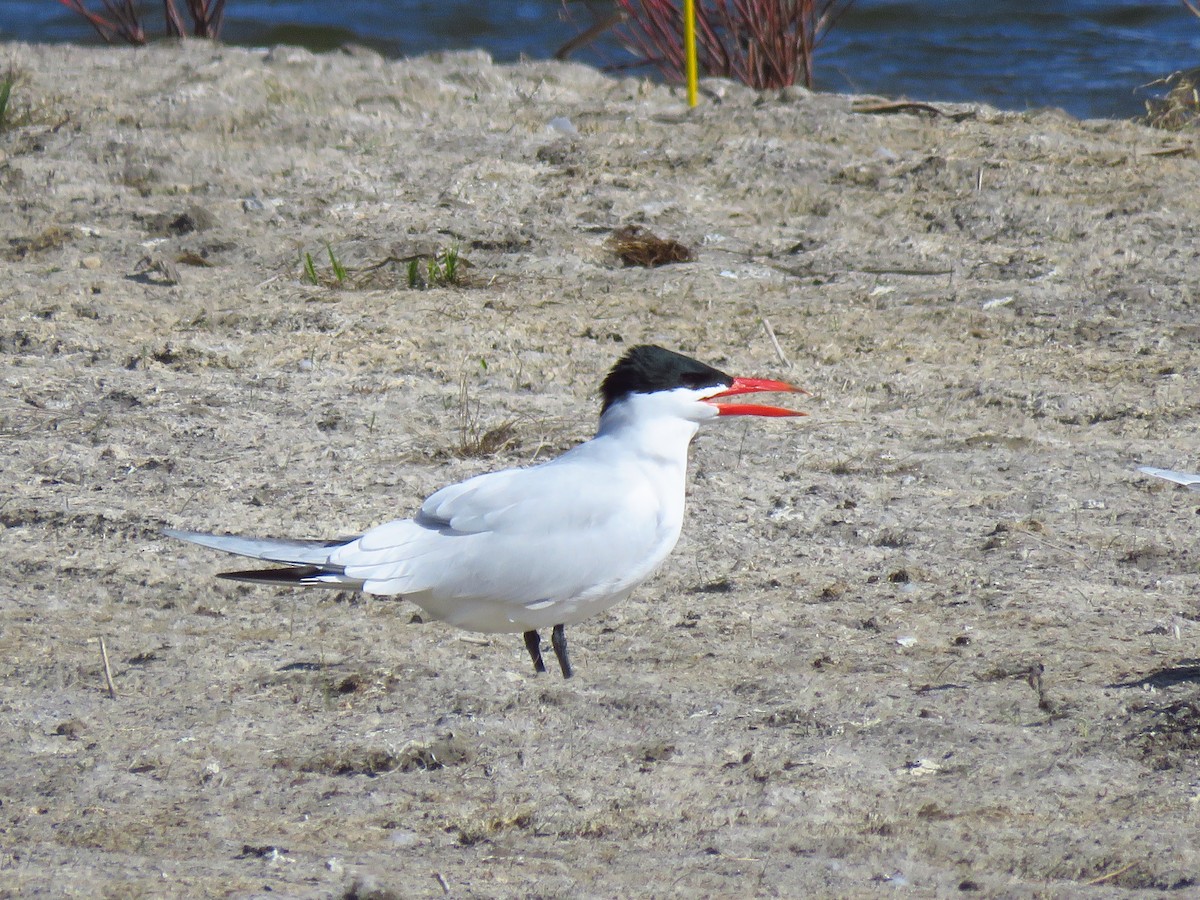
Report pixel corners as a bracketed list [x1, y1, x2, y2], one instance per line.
[165, 345, 805, 677]
[1139, 466, 1200, 492]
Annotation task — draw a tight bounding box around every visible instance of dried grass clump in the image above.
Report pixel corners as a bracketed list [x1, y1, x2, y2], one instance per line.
[1129, 698, 1200, 771]
[452, 374, 521, 459]
[1141, 68, 1200, 131]
[294, 735, 473, 777]
[1144, 1, 1200, 130]
[5, 226, 73, 261]
[452, 806, 536, 846]
[607, 225, 693, 267]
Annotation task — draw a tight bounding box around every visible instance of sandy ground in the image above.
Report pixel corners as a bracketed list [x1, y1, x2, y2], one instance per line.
[2, 39, 1200, 898]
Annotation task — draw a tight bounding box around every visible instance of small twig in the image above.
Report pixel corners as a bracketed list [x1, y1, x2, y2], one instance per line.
[433, 872, 451, 895]
[858, 266, 955, 276]
[760, 316, 791, 369]
[853, 100, 944, 116]
[1025, 663, 1049, 710]
[1086, 860, 1137, 885]
[1146, 146, 1192, 158]
[99, 636, 117, 700]
[555, 9, 626, 59]
[852, 100, 975, 121]
[766, 261, 955, 279]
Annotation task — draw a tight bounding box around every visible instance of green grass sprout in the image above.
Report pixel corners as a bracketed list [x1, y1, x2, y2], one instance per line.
[439, 245, 461, 283]
[326, 243, 347, 285]
[0, 71, 14, 132]
[405, 245, 464, 290]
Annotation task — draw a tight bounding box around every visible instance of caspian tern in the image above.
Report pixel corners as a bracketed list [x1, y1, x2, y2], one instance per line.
[165, 345, 805, 678]
[1139, 466, 1200, 492]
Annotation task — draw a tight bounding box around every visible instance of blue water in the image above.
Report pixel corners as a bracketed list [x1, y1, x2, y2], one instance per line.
[1, 0, 1198, 119]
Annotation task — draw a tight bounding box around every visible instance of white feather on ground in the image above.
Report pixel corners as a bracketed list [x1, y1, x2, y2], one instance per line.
[1138, 466, 1200, 492]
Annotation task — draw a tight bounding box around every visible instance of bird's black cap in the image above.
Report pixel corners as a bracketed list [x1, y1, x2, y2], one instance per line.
[600, 345, 733, 413]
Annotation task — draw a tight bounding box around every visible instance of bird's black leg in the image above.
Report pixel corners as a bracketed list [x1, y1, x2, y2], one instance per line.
[523, 629, 547, 674]
[551, 623, 573, 679]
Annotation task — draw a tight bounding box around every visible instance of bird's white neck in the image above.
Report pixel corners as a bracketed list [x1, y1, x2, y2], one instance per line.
[594, 394, 703, 467]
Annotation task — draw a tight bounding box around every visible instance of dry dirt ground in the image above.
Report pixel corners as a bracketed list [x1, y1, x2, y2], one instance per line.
[2, 40, 1200, 898]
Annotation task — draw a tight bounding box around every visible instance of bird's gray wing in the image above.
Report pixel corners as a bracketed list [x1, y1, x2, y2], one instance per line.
[329, 460, 668, 619]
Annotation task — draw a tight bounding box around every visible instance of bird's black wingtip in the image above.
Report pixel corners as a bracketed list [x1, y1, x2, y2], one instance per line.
[217, 566, 326, 585]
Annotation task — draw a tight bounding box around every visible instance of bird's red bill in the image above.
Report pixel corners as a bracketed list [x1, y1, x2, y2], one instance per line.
[708, 377, 808, 417]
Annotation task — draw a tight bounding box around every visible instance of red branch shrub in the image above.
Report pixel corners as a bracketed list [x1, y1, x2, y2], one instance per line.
[612, 0, 855, 90]
[57, 0, 226, 44]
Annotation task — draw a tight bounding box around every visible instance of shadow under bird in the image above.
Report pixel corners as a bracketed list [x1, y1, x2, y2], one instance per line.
[164, 345, 806, 677]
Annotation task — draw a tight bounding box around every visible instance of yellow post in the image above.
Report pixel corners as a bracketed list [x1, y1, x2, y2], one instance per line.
[684, 0, 698, 107]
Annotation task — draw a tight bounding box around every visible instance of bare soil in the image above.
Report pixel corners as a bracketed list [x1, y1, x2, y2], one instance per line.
[2, 40, 1200, 898]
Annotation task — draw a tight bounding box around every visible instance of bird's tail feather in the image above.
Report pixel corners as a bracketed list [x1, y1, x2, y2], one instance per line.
[164, 527, 365, 589]
[163, 528, 352, 565]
